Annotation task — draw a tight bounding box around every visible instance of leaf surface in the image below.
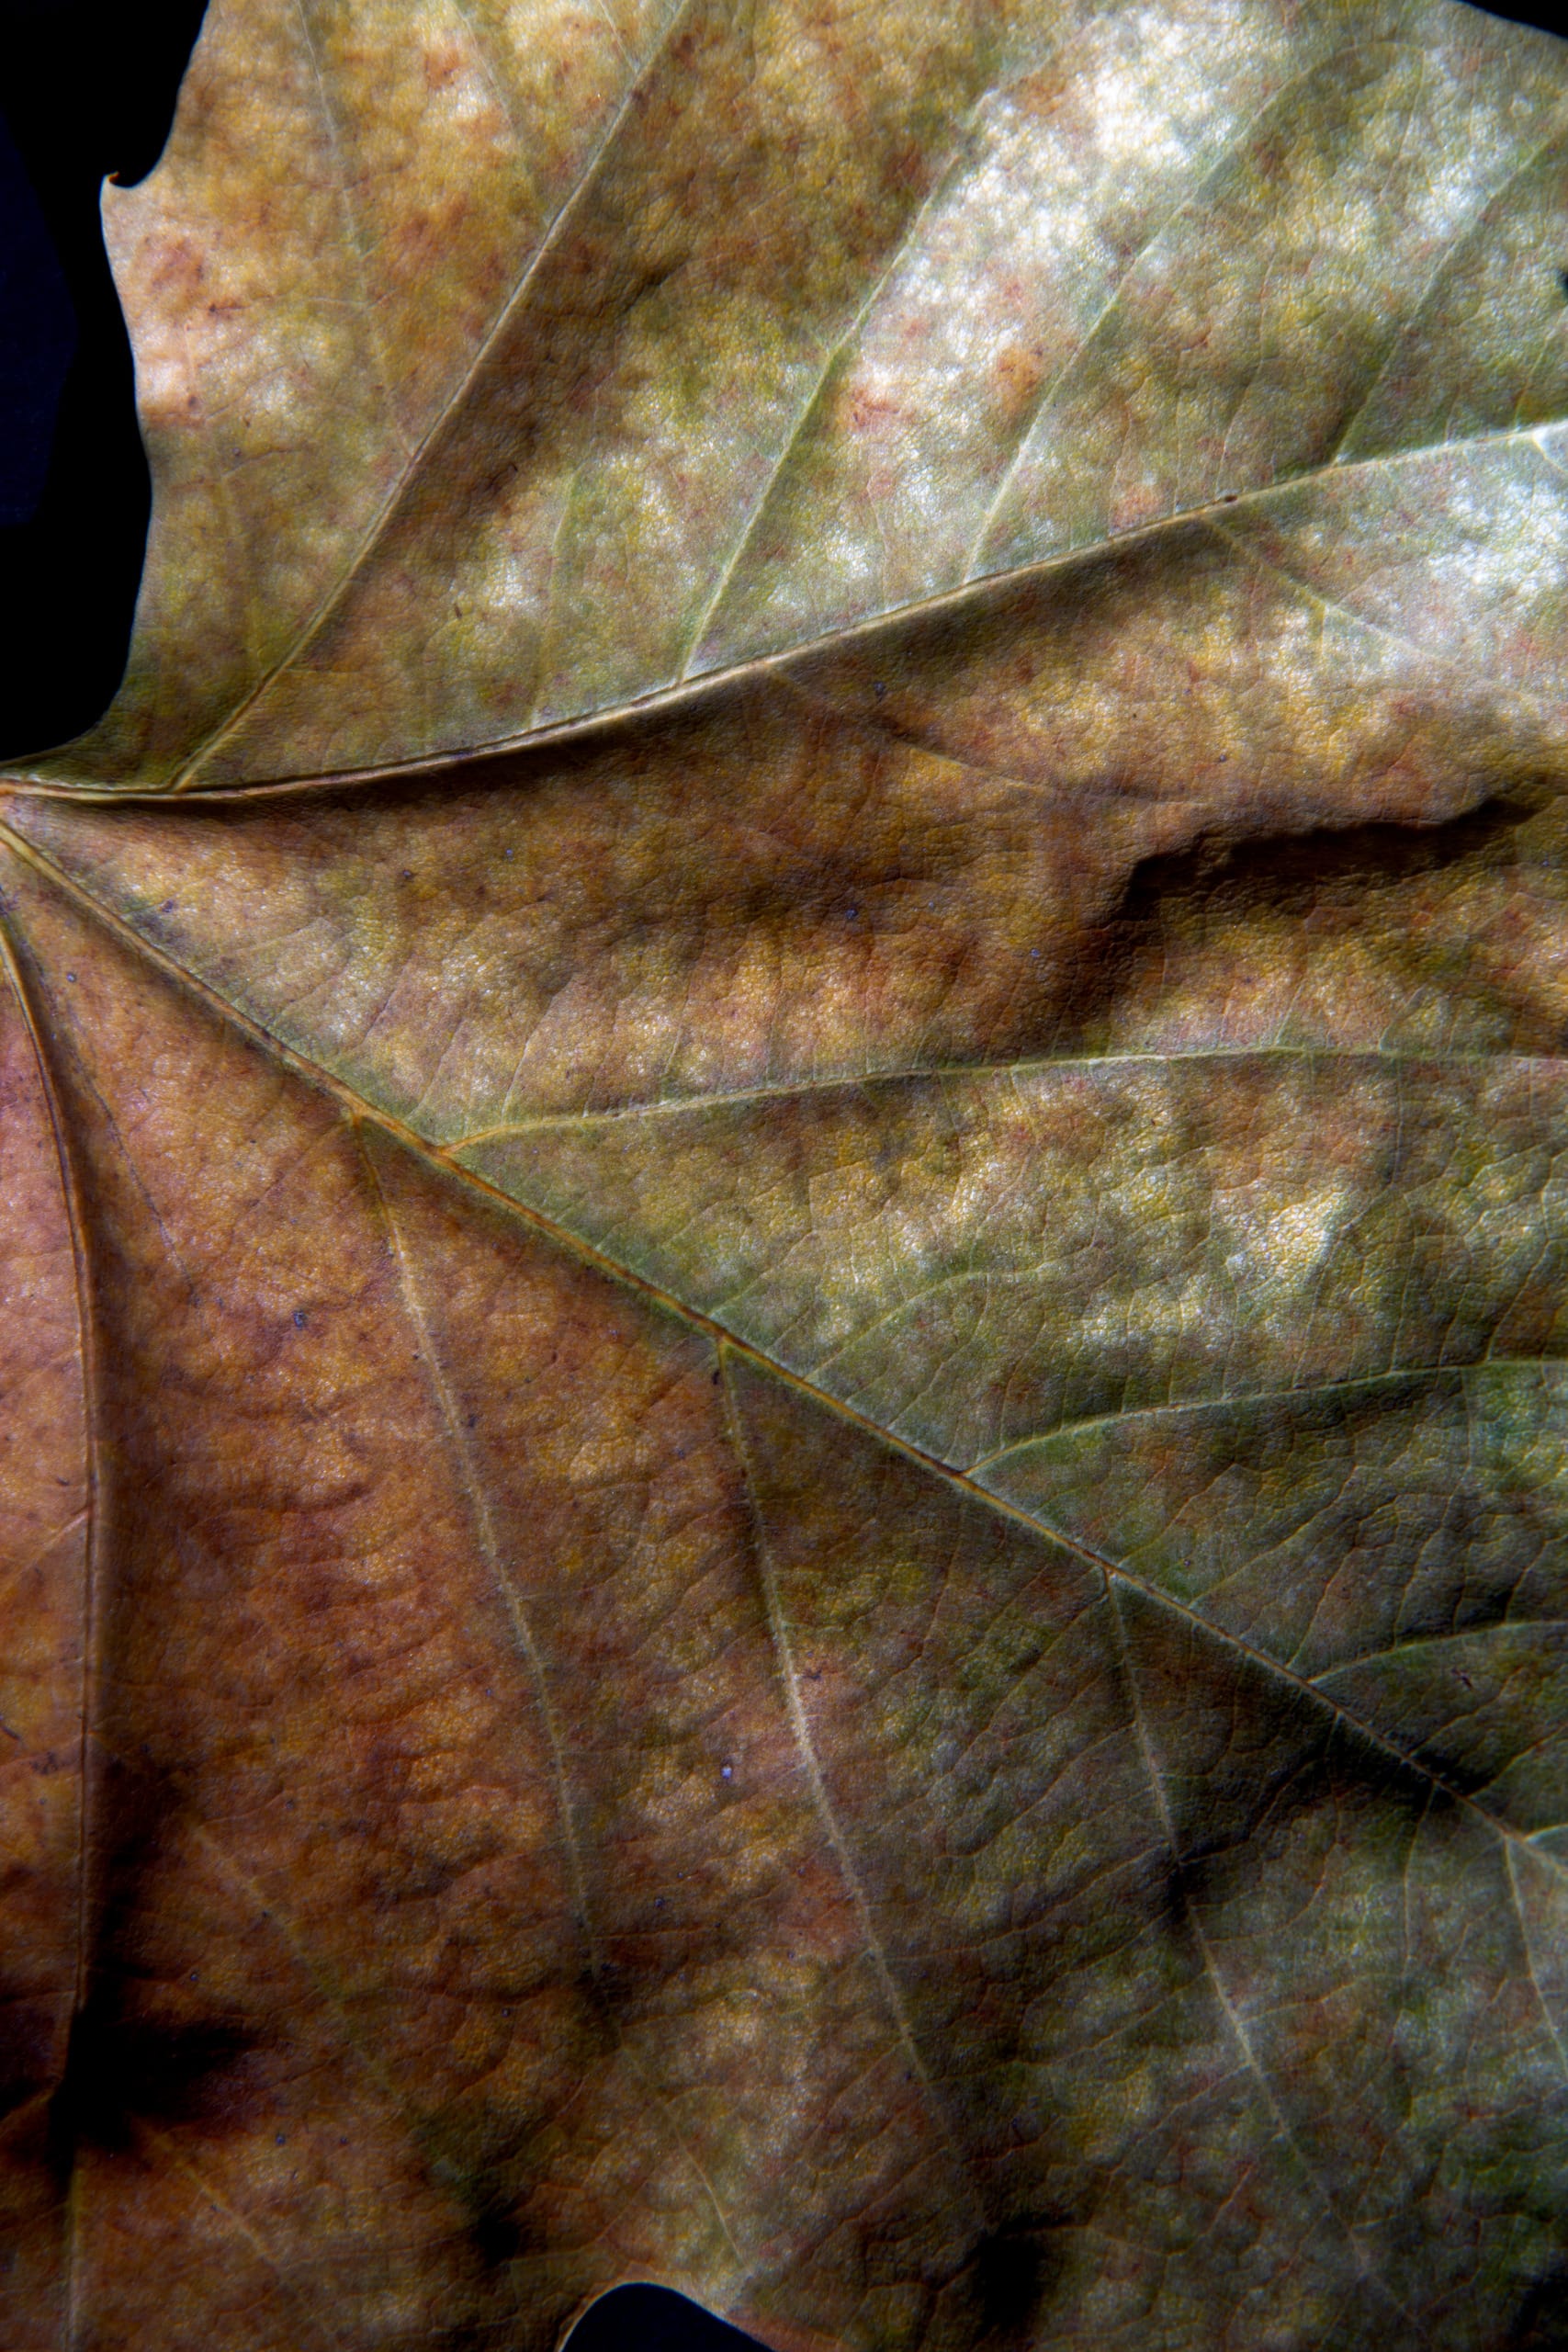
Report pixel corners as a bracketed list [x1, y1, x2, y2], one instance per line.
[6, 2, 1568, 2346]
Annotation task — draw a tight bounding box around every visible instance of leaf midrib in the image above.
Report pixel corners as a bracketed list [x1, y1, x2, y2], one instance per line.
[2, 805, 1557, 1883]
[0, 922, 98, 2352]
[10, 410, 1561, 804]
[450, 1046, 1568, 1141]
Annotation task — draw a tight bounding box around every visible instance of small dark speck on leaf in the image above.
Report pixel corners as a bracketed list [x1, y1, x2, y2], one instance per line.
[1221, 491, 1239, 503]
[845, 905, 858, 920]
[502, 846, 514, 858]
[467, 1412, 478, 1427]
[275, 2133, 286, 2146]
[1559, 267, 1568, 298]
[65, 972, 76, 983]
[720, 1763, 732, 1781]
[161, 899, 176, 913]
[400, 868, 413, 881]
[293, 1308, 308, 1329]
[873, 680, 886, 697]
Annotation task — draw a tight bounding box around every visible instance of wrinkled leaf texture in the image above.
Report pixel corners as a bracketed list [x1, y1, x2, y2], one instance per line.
[6, 0, 1568, 2344]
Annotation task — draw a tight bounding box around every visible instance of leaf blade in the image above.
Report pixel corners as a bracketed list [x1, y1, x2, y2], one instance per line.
[9, 0, 1568, 2339]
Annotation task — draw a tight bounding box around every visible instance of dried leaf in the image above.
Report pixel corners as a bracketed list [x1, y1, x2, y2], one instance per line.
[5, 1, 1568, 2345]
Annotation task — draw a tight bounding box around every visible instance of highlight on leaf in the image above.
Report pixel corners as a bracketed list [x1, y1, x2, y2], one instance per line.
[4, 2, 1568, 2346]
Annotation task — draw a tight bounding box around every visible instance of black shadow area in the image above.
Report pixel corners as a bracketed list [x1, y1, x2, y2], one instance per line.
[0, 0, 208, 760]
[1485, 4, 1568, 32]
[567, 2287, 770, 2352]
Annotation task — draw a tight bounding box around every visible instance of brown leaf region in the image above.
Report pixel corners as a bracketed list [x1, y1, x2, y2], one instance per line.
[6, 0, 1568, 2345]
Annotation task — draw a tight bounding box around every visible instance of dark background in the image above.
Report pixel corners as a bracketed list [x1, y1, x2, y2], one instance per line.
[1, 0, 1567, 2338]
[0, 0, 212, 754]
